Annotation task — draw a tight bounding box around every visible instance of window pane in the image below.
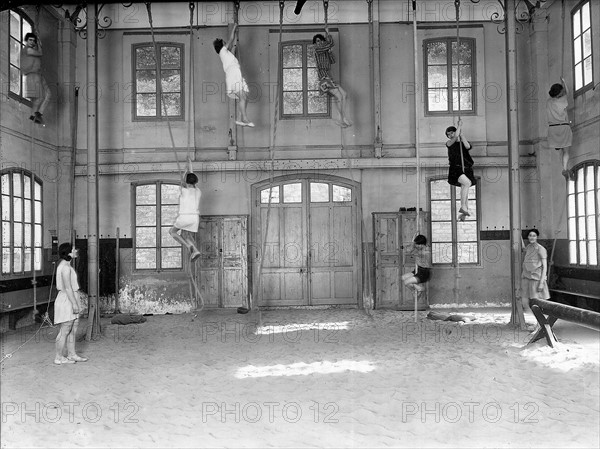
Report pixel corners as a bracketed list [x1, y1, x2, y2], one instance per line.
[2, 196, 10, 220]
[34, 201, 42, 223]
[161, 46, 180, 67]
[2, 222, 10, 246]
[136, 47, 156, 68]
[161, 184, 179, 204]
[1, 174, 9, 195]
[569, 241, 577, 264]
[332, 185, 351, 202]
[583, 57, 593, 86]
[34, 181, 41, 200]
[137, 185, 157, 205]
[34, 224, 42, 246]
[431, 180, 449, 200]
[283, 68, 303, 91]
[2, 248, 10, 273]
[260, 187, 279, 203]
[283, 91, 303, 115]
[24, 248, 31, 272]
[581, 3, 590, 30]
[308, 92, 327, 114]
[431, 201, 451, 220]
[24, 201, 31, 223]
[577, 193, 585, 215]
[578, 216, 585, 238]
[458, 242, 477, 263]
[161, 205, 178, 225]
[161, 247, 182, 269]
[161, 226, 180, 247]
[307, 68, 320, 90]
[10, 12, 20, 39]
[136, 227, 156, 247]
[34, 247, 42, 271]
[573, 37, 582, 64]
[582, 30, 592, 58]
[588, 240, 597, 266]
[136, 205, 156, 226]
[307, 45, 317, 66]
[13, 198, 22, 221]
[162, 93, 181, 116]
[428, 89, 447, 111]
[283, 45, 302, 68]
[23, 175, 31, 199]
[24, 223, 31, 247]
[567, 195, 576, 217]
[457, 221, 477, 241]
[137, 70, 156, 93]
[136, 249, 156, 269]
[431, 221, 452, 242]
[574, 62, 583, 90]
[573, 10, 581, 37]
[428, 66, 448, 88]
[9, 66, 20, 95]
[568, 217, 576, 240]
[427, 41, 447, 64]
[13, 248, 22, 272]
[432, 242, 452, 264]
[283, 183, 302, 203]
[586, 191, 596, 215]
[579, 241, 587, 264]
[137, 93, 157, 116]
[587, 215, 596, 240]
[161, 70, 180, 92]
[12, 174, 21, 197]
[452, 88, 472, 111]
[310, 183, 329, 202]
[10, 38, 20, 66]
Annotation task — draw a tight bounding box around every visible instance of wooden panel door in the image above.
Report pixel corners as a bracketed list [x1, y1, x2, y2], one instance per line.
[197, 216, 248, 308]
[373, 212, 428, 310]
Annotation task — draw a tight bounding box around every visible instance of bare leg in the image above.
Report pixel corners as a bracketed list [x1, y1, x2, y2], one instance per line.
[238, 91, 253, 125]
[181, 231, 200, 259]
[561, 148, 570, 171]
[457, 174, 472, 214]
[170, 227, 193, 252]
[37, 79, 51, 115]
[330, 87, 351, 126]
[55, 321, 74, 362]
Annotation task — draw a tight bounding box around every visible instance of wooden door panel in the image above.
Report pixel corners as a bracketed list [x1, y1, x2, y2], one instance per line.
[332, 205, 353, 267]
[261, 208, 281, 268]
[199, 270, 220, 307]
[308, 205, 330, 268]
[282, 207, 304, 268]
[223, 268, 245, 307]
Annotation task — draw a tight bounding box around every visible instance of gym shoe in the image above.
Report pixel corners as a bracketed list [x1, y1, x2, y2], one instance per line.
[54, 357, 76, 365]
[190, 250, 201, 262]
[67, 355, 88, 362]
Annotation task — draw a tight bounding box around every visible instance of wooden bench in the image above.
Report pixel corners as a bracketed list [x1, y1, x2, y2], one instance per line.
[527, 296, 600, 347]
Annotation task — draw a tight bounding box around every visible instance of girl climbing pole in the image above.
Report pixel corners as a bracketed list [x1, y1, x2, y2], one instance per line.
[445, 119, 475, 221]
[546, 77, 573, 180]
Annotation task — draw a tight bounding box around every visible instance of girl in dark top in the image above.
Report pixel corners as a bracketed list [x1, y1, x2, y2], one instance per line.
[445, 119, 475, 221]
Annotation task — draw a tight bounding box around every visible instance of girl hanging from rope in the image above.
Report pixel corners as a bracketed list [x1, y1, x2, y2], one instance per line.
[20, 33, 51, 126]
[547, 77, 573, 180]
[169, 159, 202, 261]
[213, 24, 254, 128]
[445, 119, 475, 221]
[313, 26, 352, 128]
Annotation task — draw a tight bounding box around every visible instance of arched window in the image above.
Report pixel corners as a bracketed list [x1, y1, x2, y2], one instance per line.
[1, 169, 43, 274]
[567, 161, 599, 266]
[8, 9, 34, 101]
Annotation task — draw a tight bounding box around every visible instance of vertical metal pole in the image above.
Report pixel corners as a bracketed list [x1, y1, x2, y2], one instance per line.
[505, 0, 525, 328]
[368, 0, 383, 156]
[412, 0, 421, 322]
[115, 227, 120, 313]
[85, 3, 101, 340]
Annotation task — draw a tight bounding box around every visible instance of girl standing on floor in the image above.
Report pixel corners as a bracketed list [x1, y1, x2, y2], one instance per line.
[520, 229, 550, 313]
[54, 243, 88, 365]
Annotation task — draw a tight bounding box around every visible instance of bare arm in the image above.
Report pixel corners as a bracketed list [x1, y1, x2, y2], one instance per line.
[61, 264, 80, 313]
[225, 23, 238, 52]
[560, 76, 569, 97]
[26, 46, 43, 57]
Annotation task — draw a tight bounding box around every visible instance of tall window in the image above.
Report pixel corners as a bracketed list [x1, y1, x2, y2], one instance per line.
[133, 43, 183, 120]
[1, 170, 43, 274]
[281, 41, 329, 118]
[424, 38, 475, 115]
[429, 178, 479, 264]
[567, 161, 598, 266]
[572, 1, 594, 94]
[8, 9, 33, 99]
[133, 182, 182, 270]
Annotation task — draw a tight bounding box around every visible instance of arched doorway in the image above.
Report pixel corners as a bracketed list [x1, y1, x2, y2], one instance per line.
[251, 174, 362, 307]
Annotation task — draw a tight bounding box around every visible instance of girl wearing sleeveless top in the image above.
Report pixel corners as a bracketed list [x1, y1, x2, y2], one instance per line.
[54, 243, 88, 365]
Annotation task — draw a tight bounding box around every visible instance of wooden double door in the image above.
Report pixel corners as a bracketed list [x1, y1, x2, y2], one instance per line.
[252, 175, 361, 307]
[196, 215, 248, 308]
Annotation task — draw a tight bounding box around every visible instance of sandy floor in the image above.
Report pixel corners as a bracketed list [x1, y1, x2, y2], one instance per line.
[1, 308, 599, 448]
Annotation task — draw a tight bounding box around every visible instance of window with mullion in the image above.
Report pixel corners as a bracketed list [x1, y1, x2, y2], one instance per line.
[572, 1, 594, 94]
[8, 9, 33, 100]
[425, 38, 475, 115]
[567, 161, 598, 266]
[429, 178, 479, 265]
[1, 169, 43, 275]
[134, 43, 183, 120]
[281, 41, 329, 118]
[134, 182, 183, 271]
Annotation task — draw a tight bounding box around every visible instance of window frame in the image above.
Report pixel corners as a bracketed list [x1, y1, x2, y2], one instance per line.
[132, 42, 185, 122]
[423, 37, 476, 116]
[279, 39, 331, 120]
[1, 168, 43, 276]
[567, 161, 599, 267]
[8, 9, 34, 105]
[428, 176, 481, 266]
[132, 181, 184, 272]
[571, 0, 594, 96]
